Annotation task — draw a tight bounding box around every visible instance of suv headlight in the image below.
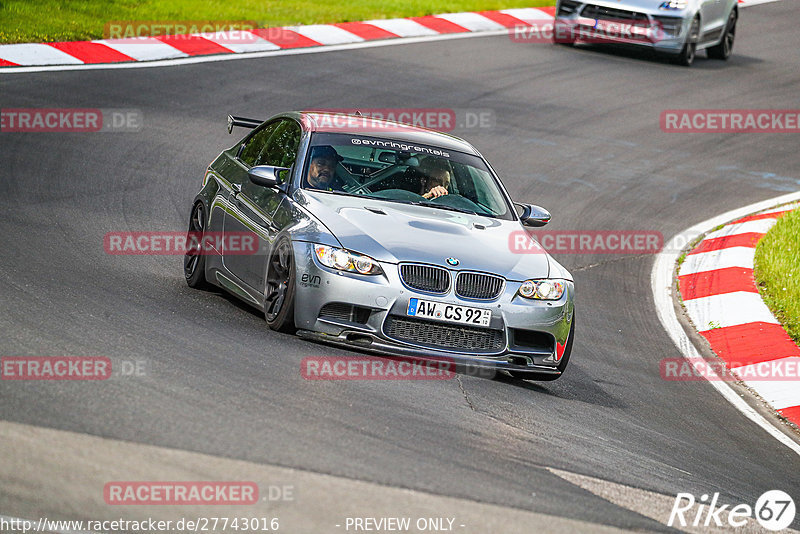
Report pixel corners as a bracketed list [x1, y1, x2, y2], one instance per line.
[314, 244, 383, 275]
[659, 0, 688, 9]
[519, 279, 566, 300]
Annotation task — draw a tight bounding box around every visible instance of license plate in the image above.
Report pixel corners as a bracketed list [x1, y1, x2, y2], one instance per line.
[406, 298, 491, 327]
[595, 19, 624, 32]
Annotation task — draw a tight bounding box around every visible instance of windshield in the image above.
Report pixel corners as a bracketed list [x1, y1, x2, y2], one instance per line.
[300, 133, 514, 219]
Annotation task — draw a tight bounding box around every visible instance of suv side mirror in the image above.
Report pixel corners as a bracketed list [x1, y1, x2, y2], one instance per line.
[248, 165, 289, 188]
[516, 203, 551, 227]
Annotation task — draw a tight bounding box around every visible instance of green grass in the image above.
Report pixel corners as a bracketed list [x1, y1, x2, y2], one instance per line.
[0, 0, 554, 44]
[754, 208, 800, 344]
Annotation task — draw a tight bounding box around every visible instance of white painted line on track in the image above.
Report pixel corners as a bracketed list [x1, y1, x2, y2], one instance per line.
[679, 247, 756, 276]
[703, 218, 778, 240]
[95, 38, 188, 61]
[0, 44, 84, 65]
[738, 364, 800, 410]
[433, 12, 507, 31]
[0, 30, 509, 74]
[196, 31, 280, 53]
[362, 18, 438, 37]
[651, 190, 800, 457]
[683, 291, 779, 330]
[500, 8, 556, 21]
[285, 24, 365, 45]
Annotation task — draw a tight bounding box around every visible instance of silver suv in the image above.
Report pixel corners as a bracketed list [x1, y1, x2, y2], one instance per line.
[554, 0, 738, 66]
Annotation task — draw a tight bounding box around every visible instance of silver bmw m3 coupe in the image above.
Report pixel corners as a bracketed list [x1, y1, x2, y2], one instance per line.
[185, 112, 575, 380]
[553, 0, 738, 66]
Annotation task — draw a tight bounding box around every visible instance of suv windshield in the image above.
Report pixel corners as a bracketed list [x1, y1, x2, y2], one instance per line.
[300, 133, 513, 219]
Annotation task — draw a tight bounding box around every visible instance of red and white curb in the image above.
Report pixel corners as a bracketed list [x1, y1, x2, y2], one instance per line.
[0, 0, 777, 71]
[0, 7, 554, 69]
[678, 203, 800, 427]
[653, 191, 800, 457]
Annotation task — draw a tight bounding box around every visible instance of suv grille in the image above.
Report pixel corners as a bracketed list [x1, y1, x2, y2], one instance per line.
[557, 0, 581, 16]
[384, 316, 505, 353]
[399, 264, 450, 294]
[580, 4, 649, 22]
[455, 272, 504, 300]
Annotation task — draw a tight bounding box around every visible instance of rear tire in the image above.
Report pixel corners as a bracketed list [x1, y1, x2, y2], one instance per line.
[675, 16, 700, 66]
[508, 313, 575, 382]
[707, 10, 736, 60]
[264, 238, 297, 334]
[184, 202, 211, 290]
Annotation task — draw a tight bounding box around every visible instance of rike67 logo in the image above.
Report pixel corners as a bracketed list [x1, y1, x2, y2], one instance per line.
[669, 490, 795, 531]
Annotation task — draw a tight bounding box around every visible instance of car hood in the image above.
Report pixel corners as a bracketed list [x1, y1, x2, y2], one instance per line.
[295, 191, 552, 281]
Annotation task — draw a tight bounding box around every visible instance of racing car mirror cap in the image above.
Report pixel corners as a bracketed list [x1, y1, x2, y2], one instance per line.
[517, 203, 551, 227]
[248, 165, 290, 189]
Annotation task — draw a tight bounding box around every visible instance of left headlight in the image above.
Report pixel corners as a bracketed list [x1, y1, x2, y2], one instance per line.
[518, 279, 566, 300]
[314, 244, 383, 275]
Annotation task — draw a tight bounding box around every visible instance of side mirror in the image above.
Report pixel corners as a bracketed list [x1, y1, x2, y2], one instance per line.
[248, 165, 289, 188]
[516, 203, 551, 227]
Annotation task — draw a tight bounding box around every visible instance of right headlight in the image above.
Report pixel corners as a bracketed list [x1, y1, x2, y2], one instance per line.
[314, 244, 383, 275]
[518, 279, 566, 300]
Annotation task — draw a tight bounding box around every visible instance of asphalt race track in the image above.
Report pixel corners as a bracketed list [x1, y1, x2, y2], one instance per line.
[1, 2, 799, 532]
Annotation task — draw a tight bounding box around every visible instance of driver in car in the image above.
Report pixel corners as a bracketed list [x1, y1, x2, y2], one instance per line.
[418, 158, 451, 199]
[306, 145, 343, 191]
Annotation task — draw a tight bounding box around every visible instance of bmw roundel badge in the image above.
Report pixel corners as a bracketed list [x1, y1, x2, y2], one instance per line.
[446, 257, 460, 266]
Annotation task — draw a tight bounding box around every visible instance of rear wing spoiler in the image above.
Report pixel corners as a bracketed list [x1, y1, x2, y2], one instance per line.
[227, 115, 264, 134]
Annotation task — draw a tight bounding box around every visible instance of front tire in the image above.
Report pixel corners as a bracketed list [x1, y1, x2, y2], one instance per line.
[707, 10, 736, 60]
[264, 238, 297, 333]
[184, 202, 211, 289]
[675, 16, 700, 66]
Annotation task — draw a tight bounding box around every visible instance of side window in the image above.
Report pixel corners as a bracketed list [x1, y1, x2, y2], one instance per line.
[239, 122, 278, 167]
[258, 120, 301, 169]
[241, 120, 301, 213]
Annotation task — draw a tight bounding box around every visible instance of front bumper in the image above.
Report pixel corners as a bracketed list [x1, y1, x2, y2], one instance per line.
[291, 241, 575, 374]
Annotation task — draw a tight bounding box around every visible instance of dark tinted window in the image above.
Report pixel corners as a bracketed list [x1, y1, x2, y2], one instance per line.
[259, 120, 301, 168]
[241, 120, 302, 213]
[239, 122, 277, 167]
[239, 119, 301, 169]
